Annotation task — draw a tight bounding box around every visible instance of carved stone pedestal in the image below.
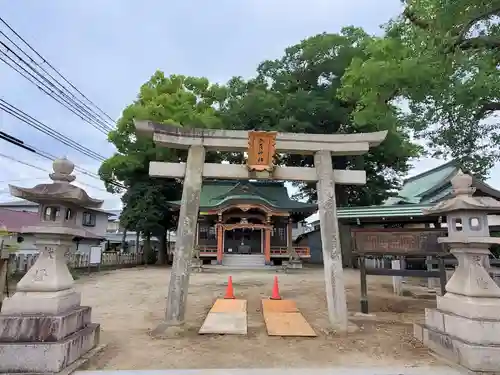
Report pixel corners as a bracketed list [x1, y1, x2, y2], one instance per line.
[414, 248, 500, 373]
[0, 236, 100, 374]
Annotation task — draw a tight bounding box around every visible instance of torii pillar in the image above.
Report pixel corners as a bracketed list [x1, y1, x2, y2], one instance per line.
[135, 121, 387, 334]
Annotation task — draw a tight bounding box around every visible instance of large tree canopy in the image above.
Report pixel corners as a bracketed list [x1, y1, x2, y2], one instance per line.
[220, 28, 420, 206]
[340, 0, 500, 178]
[99, 72, 226, 242]
[99, 72, 225, 193]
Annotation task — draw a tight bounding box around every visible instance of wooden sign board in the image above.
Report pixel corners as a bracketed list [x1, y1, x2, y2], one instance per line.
[247, 131, 277, 172]
[352, 229, 447, 255]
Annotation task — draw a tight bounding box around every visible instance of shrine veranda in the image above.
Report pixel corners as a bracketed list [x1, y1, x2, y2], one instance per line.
[135, 120, 388, 333]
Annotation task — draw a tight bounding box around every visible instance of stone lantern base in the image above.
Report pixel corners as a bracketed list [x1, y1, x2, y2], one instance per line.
[0, 307, 100, 373]
[0, 236, 100, 374]
[414, 249, 500, 373]
[414, 300, 500, 373]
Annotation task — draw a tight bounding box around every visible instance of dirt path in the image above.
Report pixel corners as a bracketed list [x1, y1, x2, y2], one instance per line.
[77, 266, 438, 370]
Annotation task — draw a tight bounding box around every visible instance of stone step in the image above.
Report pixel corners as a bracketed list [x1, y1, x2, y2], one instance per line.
[222, 254, 266, 267]
[205, 265, 272, 270]
[222, 261, 266, 266]
[0, 323, 100, 373]
[0, 305, 92, 342]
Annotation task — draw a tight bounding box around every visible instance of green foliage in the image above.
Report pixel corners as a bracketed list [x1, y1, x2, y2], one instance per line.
[102, 28, 436, 212]
[99, 72, 226, 234]
[340, 0, 500, 178]
[99, 72, 226, 193]
[120, 178, 178, 235]
[220, 29, 420, 206]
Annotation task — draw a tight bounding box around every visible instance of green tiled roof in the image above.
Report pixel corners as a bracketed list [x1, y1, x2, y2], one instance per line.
[169, 180, 317, 212]
[338, 160, 500, 219]
[384, 160, 459, 206]
[337, 204, 432, 219]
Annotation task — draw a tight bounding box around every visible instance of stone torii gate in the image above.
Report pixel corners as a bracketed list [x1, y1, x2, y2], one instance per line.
[135, 120, 387, 334]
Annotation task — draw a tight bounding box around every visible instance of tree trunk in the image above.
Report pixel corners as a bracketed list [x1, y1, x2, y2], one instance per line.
[157, 229, 167, 265]
[121, 228, 127, 252]
[135, 231, 142, 263]
[144, 231, 156, 264]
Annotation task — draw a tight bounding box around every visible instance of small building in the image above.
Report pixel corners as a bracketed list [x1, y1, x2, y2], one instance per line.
[297, 160, 500, 266]
[0, 200, 109, 255]
[167, 180, 316, 266]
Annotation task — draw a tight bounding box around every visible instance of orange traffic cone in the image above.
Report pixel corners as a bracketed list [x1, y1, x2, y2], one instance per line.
[224, 276, 235, 299]
[270, 276, 282, 300]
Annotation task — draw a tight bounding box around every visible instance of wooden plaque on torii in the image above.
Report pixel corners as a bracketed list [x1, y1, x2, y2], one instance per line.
[247, 131, 277, 172]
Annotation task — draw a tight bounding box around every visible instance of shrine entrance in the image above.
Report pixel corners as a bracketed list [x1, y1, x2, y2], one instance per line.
[135, 121, 387, 333]
[224, 227, 262, 254]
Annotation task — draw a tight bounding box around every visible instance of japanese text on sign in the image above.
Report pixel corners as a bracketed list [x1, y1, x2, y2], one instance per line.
[353, 230, 447, 254]
[247, 131, 277, 172]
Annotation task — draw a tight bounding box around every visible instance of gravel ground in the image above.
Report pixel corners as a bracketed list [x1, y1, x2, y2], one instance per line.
[73, 266, 439, 370]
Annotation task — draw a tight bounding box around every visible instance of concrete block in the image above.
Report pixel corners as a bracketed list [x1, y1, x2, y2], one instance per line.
[0, 306, 92, 342]
[444, 310, 500, 345]
[424, 308, 445, 332]
[0, 323, 100, 374]
[424, 308, 500, 345]
[437, 293, 500, 320]
[1, 288, 82, 315]
[415, 323, 500, 373]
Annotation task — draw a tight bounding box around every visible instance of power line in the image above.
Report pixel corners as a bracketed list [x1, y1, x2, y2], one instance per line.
[0, 17, 115, 123]
[0, 132, 124, 190]
[0, 151, 112, 193]
[0, 50, 111, 134]
[0, 99, 107, 162]
[0, 17, 115, 134]
[0, 25, 114, 124]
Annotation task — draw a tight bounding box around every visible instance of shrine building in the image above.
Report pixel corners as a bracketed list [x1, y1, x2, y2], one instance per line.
[167, 180, 316, 266]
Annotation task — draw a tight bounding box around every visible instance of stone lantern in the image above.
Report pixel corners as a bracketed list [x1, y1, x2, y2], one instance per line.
[0, 157, 102, 374]
[414, 171, 500, 372]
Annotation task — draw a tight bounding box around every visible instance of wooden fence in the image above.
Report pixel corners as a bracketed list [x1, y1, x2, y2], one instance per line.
[6, 251, 144, 275]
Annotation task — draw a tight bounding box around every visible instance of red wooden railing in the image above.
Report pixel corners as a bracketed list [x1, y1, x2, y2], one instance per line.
[270, 247, 310, 258]
[197, 246, 311, 258]
[198, 245, 217, 256]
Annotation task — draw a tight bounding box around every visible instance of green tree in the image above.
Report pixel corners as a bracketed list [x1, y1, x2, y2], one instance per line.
[340, 0, 500, 178]
[99, 72, 226, 262]
[221, 29, 420, 206]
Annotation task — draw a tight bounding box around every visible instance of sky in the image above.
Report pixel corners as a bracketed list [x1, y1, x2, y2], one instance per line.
[1, 0, 498, 211]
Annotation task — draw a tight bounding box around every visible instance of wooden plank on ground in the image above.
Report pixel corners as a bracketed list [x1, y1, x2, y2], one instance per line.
[263, 312, 317, 337]
[199, 299, 247, 335]
[261, 299, 298, 313]
[261, 299, 316, 337]
[210, 299, 247, 313]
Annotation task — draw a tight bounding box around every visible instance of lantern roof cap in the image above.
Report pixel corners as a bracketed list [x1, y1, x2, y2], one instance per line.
[8, 157, 103, 208]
